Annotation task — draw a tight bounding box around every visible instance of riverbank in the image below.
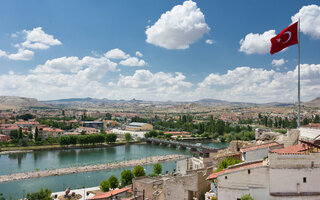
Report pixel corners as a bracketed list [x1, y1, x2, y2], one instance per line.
[0, 154, 187, 183]
[0, 141, 144, 154]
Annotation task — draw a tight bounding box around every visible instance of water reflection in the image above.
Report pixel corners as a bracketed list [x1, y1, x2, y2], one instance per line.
[8, 153, 27, 168]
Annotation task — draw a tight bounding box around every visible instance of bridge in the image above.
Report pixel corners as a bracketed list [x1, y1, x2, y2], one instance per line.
[144, 138, 224, 152]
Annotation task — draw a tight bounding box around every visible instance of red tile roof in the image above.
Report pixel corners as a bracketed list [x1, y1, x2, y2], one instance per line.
[271, 143, 309, 154]
[88, 187, 131, 200]
[241, 142, 279, 153]
[207, 161, 264, 180]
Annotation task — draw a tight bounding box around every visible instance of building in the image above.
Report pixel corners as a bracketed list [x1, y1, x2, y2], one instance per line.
[240, 142, 283, 162]
[15, 121, 39, 128]
[40, 127, 65, 139]
[207, 142, 320, 200]
[126, 122, 153, 132]
[0, 134, 10, 142]
[81, 121, 104, 129]
[133, 167, 212, 200]
[88, 187, 131, 200]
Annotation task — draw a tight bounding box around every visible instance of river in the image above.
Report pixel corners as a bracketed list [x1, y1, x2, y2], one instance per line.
[0, 142, 228, 199]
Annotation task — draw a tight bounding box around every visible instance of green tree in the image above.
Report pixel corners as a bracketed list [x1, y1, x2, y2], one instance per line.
[0, 193, 5, 200]
[100, 180, 110, 192]
[153, 163, 162, 175]
[216, 157, 241, 172]
[121, 169, 134, 186]
[108, 175, 119, 189]
[18, 127, 23, 139]
[35, 127, 39, 141]
[105, 113, 112, 120]
[26, 188, 53, 200]
[105, 133, 117, 143]
[241, 194, 254, 200]
[125, 133, 132, 142]
[133, 165, 146, 177]
[9, 130, 18, 139]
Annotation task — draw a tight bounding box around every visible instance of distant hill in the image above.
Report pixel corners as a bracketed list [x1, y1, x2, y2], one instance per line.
[0, 96, 49, 109]
[194, 98, 257, 107]
[304, 97, 320, 107]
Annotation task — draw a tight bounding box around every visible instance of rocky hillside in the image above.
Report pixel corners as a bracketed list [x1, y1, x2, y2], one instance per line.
[0, 96, 49, 109]
[304, 97, 320, 107]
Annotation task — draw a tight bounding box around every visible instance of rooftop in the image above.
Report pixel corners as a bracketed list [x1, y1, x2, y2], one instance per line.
[88, 187, 131, 200]
[240, 142, 280, 153]
[271, 143, 309, 154]
[207, 160, 264, 180]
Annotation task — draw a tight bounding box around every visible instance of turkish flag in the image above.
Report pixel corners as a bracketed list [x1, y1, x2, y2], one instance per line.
[270, 22, 298, 54]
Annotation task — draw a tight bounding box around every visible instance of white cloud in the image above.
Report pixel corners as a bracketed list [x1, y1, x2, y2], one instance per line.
[8, 70, 14, 75]
[196, 64, 320, 103]
[7, 48, 34, 61]
[145, 0, 210, 49]
[205, 39, 214, 45]
[135, 51, 143, 57]
[21, 27, 62, 50]
[104, 48, 129, 59]
[119, 57, 147, 67]
[239, 30, 276, 54]
[292, 5, 320, 39]
[271, 58, 287, 67]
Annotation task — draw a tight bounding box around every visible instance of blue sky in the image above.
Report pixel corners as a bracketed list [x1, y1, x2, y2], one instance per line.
[0, 0, 319, 103]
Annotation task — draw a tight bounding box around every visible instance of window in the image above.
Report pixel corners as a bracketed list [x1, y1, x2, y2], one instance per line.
[303, 177, 307, 183]
[248, 169, 251, 174]
[311, 161, 314, 168]
[225, 176, 228, 180]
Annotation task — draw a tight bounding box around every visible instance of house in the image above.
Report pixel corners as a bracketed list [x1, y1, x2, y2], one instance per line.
[207, 142, 320, 200]
[103, 120, 120, 129]
[81, 121, 104, 129]
[133, 167, 212, 200]
[15, 121, 39, 128]
[40, 127, 65, 139]
[240, 142, 283, 162]
[126, 122, 153, 132]
[88, 187, 131, 200]
[0, 134, 10, 142]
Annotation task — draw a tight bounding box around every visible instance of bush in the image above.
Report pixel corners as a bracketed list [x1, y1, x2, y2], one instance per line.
[216, 157, 241, 172]
[241, 194, 254, 200]
[26, 188, 52, 200]
[100, 180, 110, 192]
[133, 165, 146, 177]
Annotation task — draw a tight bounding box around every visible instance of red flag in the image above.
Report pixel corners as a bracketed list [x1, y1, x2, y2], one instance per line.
[270, 22, 298, 54]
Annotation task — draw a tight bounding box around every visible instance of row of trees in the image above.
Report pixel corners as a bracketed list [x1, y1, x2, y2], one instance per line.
[58, 133, 117, 145]
[100, 163, 162, 192]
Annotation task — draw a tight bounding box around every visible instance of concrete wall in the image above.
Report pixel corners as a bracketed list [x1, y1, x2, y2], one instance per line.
[217, 166, 270, 200]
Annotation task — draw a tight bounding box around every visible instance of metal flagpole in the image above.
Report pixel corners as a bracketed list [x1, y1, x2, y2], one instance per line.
[298, 18, 301, 128]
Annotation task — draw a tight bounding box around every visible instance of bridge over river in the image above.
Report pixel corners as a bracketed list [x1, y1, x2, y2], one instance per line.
[144, 138, 225, 152]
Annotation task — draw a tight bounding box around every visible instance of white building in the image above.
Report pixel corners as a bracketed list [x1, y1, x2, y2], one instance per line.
[207, 142, 320, 200]
[240, 142, 283, 162]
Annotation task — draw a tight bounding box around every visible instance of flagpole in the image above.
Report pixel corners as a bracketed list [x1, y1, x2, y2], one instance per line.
[298, 18, 301, 128]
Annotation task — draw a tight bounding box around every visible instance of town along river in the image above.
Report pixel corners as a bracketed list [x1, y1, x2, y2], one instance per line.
[0, 142, 228, 199]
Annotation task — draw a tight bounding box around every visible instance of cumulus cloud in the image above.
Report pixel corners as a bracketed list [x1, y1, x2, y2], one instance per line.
[271, 58, 287, 67]
[135, 51, 143, 57]
[292, 5, 320, 39]
[205, 39, 214, 45]
[20, 27, 62, 50]
[239, 30, 276, 54]
[105, 48, 129, 59]
[196, 64, 320, 103]
[119, 57, 147, 67]
[145, 0, 210, 49]
[6, 48, 34, 61]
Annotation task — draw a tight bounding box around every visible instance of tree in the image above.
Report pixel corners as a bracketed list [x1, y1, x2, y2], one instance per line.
[100, 180, 110, 192]
[108, 175, 119, 189]
[26, 188, 53, 200]
[35, 127, 39, 140]
[216, 157, 241, 172]
[9, 130, 18, 139]
[133, 165, 146, 177]
[105, 113, 112, 120]
[241, 194, 254, 200]
[121, 169, 134, 186]
[105, 133, 117, 143]
[18, 127, 23, 140]
[153, 163, 162, 175]
[0, 193, 5, 200]
[125, 133, 132, 142]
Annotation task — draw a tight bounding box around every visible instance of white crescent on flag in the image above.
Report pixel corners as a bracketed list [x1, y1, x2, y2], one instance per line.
[282, 31, 292, 44]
